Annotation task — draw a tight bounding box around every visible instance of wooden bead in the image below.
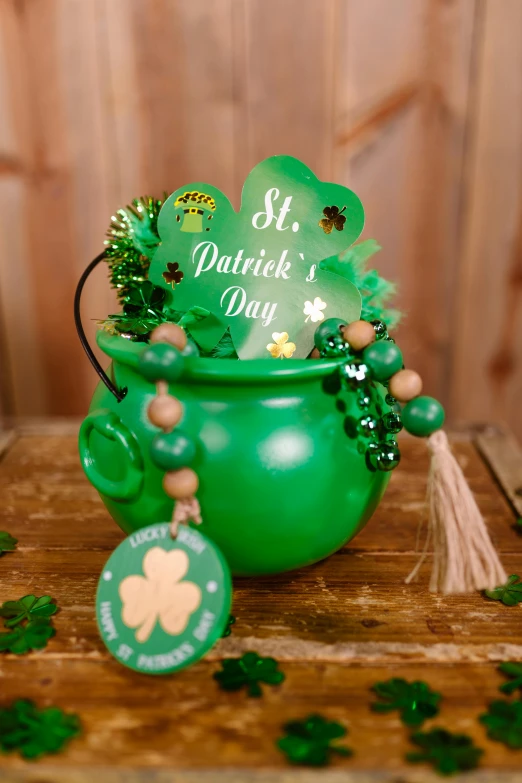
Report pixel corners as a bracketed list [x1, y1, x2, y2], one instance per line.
[388, 369, 423, 402]
[150, 323, 187, 351]
[147, 395, 183, 429]
[342, 320, 375, 352]
[163, 468, 199, 499]
[310, 347, 321, 359]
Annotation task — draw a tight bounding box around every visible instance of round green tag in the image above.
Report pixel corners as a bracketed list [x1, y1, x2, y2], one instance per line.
[96, 523, 232, 674]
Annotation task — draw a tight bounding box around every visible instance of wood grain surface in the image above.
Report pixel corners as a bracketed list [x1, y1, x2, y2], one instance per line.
[0, 428, 521, 781]
[0, 0, 522, 443]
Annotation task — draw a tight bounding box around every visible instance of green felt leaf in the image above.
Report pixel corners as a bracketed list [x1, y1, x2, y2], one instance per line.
[0, 699, 81, 759]
[498, 662, 522, 696]
[480, 700, 522, 749]
[277, 714, 352, 766]
[406, 728, 483, 775]
[149, 156, 363, 358]
[484, 574, 522, 606]
[371, 678, 441, 726]
[0, 618, 55, 654]
[213, 651, 285, 697]
[0, 595, 58, 628]
[0, 532, 17, 555]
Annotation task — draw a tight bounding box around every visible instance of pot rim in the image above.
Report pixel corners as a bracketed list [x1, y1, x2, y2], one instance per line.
[96, 330, 345, 385]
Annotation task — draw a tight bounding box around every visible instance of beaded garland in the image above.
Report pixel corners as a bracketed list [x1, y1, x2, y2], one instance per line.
[313, 317, 444, 473]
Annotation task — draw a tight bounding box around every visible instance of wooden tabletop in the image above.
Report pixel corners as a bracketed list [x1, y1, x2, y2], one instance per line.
[0, 423, 522, 782]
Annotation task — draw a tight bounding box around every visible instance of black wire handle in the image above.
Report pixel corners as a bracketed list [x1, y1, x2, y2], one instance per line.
[74, 251, 127, 402]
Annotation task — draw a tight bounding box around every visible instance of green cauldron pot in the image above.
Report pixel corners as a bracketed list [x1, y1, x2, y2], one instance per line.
[79, 331, 390, 576]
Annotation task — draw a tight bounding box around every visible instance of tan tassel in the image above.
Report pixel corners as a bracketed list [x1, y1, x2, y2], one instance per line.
[406, 430, 506, 593]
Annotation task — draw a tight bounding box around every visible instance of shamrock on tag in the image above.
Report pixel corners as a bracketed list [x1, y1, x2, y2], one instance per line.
[148, 156, 363, 359]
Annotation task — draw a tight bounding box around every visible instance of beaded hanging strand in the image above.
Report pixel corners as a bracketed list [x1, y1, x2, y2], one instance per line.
[142, 323, 201, 537]
[314, 317, 506, 594]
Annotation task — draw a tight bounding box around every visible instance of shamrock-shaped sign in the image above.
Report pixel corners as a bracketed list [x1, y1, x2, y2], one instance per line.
[120, 547, 201, 643]
[371, 678, 441, 727]
[480, 699, 522, 749]
[0, 699, 81, 759]
[277, 714, 352, 766]
[406, 728, 483, 775]
[213, 651, 285, 697]
[499, 662, 522, 696]
[0, 594, 58, 628]
[149, 156, 363, 359]
[484, 573, 522, 606]
[0, 531, 17, 555]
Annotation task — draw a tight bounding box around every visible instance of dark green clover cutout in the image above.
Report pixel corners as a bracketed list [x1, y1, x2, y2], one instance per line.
[221, 614, 235, 638]
[0, 532, 17, 555]
[499, 662, 522, 696]
[0, 699, 81, 759]
[149, 156, 363, 358]
[406, 728, 483, 775]
[371, 678, 441, 726]
[277, 714, 352, 767]
[0, 594, 58, 628]
[0, 618, 55, 654]
[480, 700, 522, 749]
[484, 574, 522, 606]
[213, 651, 285, 697]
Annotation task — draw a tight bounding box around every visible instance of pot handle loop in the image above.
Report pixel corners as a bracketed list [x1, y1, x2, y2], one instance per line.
[79, 409, 144, 501]
[74, 251, 127, 402]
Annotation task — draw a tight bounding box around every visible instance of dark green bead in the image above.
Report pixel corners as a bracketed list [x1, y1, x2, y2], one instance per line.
[382, 411, 403, 434]
[150, 430, 196, 471]
[357, 392, 371, 410]
[181, 338, 200, 358]
[367, 441, 401, 472]
[314, 318, 347, 351]
[402, 396, 445, 437]
[138, 343, 185, 383]
[371, 319, 388, 340]
[362, 341, 403, 382]
[321, 334, 348, 358]
[340, 361, 368, 387]
[358, 415, 378, 437]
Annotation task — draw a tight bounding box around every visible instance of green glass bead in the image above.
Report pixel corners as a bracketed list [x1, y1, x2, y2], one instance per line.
[340, 361, 368, 387]
[150, 430, 196, 471]
[314, 318, 347, 351]
[382, 411, 403, 434]
[358, 415, 378, 437]
[357, 392, 371, 410]
[362, 341, 403, 382]
[367, 441, 401, 472]
[371, 319, 388, 340]
[321, 334, 348, 358]
[138, 343, 185, 383]
[402, 396, 445, 437]
[181, 338, 200, 358]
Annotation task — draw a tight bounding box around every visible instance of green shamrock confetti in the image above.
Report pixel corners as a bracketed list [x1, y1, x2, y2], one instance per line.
[484, 574, 522, 606]
[0, 532, 17, 555]
[480, 700, 522, 749]
[213, 651, 285, 697]
[498, 662, 522, 696]
[0, 618, 55, 654]
[371, 678, 441, 726]
[221, 614, 236, 638]
[0, 595, 58, 628]
[0, 699, 81, 759]
[277, 714, 352, 767]
[406, 728, 483, 775]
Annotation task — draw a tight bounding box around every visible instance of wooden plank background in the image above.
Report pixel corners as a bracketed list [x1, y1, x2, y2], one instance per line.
[0, 0, 520, 438]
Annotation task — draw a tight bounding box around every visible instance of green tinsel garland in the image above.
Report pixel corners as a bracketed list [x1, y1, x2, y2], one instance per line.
[105, 195, 167, 302]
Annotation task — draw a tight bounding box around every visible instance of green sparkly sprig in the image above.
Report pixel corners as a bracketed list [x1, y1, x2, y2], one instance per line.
[0, 595, 58, 654]
[277, 714, 352, 767]
[371, 678, 441, 727]
[480, 700, 522, 749]
[213, 651, 285, 697]
[406, 728, 483, 775]
[0, 699, 80, 759]
[484, 574, 522, 606]
[320, 239, 401, 328]
[0, 532, 17, 555]
[105, 195, 166, 302]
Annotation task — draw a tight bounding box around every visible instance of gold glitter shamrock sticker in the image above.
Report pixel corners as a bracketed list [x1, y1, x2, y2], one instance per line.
[319, 205, 347, 234]
[267, 332, 297, 359]
[303, 297, 327, 323]
[119, 547, 201, 643]
[162, 262, 184, 288]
